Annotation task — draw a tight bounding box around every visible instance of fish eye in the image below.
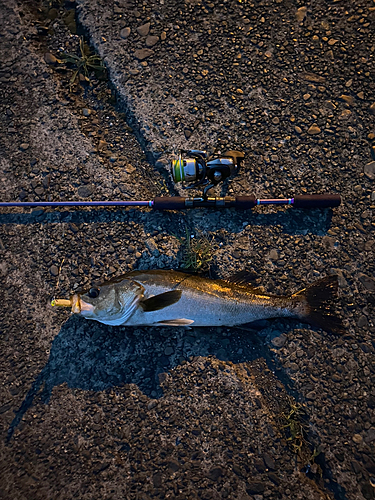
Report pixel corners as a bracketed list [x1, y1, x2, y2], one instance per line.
[87, 288, 100, 299]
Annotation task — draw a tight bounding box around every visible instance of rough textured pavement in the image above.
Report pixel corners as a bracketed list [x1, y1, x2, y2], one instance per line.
[1, 0, 375, 499]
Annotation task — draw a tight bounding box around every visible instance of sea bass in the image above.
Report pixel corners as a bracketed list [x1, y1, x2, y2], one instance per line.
[53, 270, 344, 333]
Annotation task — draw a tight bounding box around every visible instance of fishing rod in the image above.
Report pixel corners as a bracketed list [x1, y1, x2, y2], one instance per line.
[0, 194, 341, 210]
[0, 150, 341, 211]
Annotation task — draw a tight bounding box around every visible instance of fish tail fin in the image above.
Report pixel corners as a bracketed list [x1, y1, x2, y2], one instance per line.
[292, 275, 345, 334]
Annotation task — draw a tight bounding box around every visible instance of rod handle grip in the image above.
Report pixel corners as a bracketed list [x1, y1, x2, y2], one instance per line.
[152, 197, 187, 210]
[234, 195, 257, 209]
[293, 194, 341, 208]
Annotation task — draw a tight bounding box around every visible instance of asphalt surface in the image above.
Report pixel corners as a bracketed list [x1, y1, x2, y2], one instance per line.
[1, 0, 375, 499]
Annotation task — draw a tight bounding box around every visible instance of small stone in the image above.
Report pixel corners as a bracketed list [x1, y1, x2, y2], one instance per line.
[307, 124, 321, 135]
[35, 187, 44, 196]
[296, 6, 307, 22]
[365, 428, 375, 444]
[339, 109, 351, 120]
[152, 472, 162, 488]
[271, 334, 286, 348]
[120, 27, 131, 38]
[82, 108, 91, 117]
[135, 252, 142, 259]
[358, 273, 375, 291]
[352, 434, 363, 444]
[328, 39, 339, 45]
[137, 22, 150, 36]
[146, 35, 159, 47]
[345, 79, 353, 88]
[77, 185, 92, 198]
[128, 245, 135, 253]
[369, 103, 375, 115]
[364, 161, 375, 179]
[339, 94, 354, 105]
[50, 265, 59, 276]
[306, 391, 316, 400]
[358, 315, 368, 328]
[164, 346, 174, 356]
[246, 482, 265, 494]
[134, 48, 154, 61]
[294, 126, 302, 134]
[20, 143, 29, 151]
[303, 93, 311, 100]
[357, 91, 365, 100]
[44, 52, 58, 65]
[263, 453, 276, 470]
[160, 31, 167, 41]
[207, 467, 223, 481]
[97, 140, 107, 151]
[269, 249, 279, 261]
[272, 117, 279, 124]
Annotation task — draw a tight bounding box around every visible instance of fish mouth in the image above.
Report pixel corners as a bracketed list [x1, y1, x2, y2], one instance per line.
[71, 294, 94, 316]
[51, 295, 94, 316]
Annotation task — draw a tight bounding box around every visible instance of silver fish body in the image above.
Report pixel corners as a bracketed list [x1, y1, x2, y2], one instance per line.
[71, 270, 343, 333]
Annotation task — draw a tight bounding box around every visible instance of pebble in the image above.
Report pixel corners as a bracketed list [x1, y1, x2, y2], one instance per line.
[296, 6, 307, 22]
[160, 31, 167, 41]
[207, 467, 223, 481]
[307, 124, 321, 135]
[77, 185, 92, 198]
[164, 346, 174, 356]
[339, 109, 351, 120]
[364, 428, 375, 443]
[271, 334, 286, 348]
[358, 273, 375, 291]
[294, 126, 302, 134]
[82, 108, 91, 117]
[120, 27, 131, 39]
[268, 249, 279, 261]
[35, 187, 44, 196]
[44, 53, 58, 65]
[20, 143, 29, 151]
[369, 103, 375, 115]
[50, 265, 59, 276]
[146, 35, 159, 47]
[364, 161, 375, 180]
[352, 434, 363, 444]
[339, 94, 354, 105]
[134, 48, 154, 61]
[137, 23, 150, 37]
[128, 245, 135, 253]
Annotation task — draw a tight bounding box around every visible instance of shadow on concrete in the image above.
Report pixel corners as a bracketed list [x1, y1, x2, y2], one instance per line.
[8, 315, 293, 441]
[0, 207, 335, 236]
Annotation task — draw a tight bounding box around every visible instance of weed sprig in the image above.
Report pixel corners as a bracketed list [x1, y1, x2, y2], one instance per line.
[60, 37, 106, 89]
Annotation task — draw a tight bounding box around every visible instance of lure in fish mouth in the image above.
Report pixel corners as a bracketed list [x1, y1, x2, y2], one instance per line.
[52, 270, 344, 333]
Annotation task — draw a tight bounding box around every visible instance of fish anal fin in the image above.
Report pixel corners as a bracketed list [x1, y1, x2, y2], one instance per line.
[155, 319, 194, 326]
[140, 290, 182, 312]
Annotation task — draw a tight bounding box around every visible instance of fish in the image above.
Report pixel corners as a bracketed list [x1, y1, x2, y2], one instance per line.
[52, 270, 344, 333]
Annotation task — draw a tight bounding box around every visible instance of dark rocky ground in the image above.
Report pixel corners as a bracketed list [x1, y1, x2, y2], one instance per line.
[0, 0, 375, 499]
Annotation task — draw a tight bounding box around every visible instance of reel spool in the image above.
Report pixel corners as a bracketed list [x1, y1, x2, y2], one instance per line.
[171, 150, 245, 193]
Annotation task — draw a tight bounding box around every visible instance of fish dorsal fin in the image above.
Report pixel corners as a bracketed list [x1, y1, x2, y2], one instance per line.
[155, 319, 194, 326]
[225, 270, 257, 285]
[140, 290, 182, 312]
[224, 270, 265, 294]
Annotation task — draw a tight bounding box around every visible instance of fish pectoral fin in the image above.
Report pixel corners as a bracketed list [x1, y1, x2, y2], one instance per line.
[140, 290, 182, 312]
[155, 319, 194, 326]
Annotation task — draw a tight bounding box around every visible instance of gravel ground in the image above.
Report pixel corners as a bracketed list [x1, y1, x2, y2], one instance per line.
[0, 0, 375, 499]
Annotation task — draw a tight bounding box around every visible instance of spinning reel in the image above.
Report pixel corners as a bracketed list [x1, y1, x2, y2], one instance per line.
[171, 149, 245, 198]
